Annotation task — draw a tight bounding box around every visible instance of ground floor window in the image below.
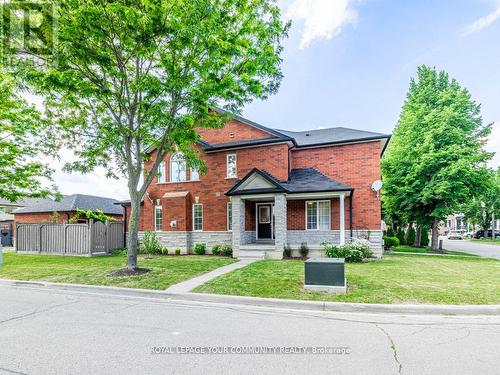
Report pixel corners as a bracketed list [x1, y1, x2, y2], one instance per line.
[193, 204, 203, 231]
[306, 200, 330, 230]
[227, 202, 232, 231]
[154, 206, 163, 231]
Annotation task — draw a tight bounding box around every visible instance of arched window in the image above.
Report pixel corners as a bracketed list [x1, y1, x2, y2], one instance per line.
[170, 153, 186, 182]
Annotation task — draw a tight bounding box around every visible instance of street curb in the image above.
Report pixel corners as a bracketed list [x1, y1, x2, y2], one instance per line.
[1, 278, 500, 316]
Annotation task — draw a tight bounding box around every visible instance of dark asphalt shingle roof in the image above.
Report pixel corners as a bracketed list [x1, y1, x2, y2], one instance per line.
[274, 127, 390, 148]
[13, 194, 123, 215]
[0, 197, 53, 207]
[226, 168, 352, 196]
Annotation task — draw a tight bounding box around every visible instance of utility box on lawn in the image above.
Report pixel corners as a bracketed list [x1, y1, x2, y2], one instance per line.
[304, 258, 346, 293]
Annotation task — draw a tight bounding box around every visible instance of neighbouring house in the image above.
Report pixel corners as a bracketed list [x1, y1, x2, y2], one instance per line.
[121, 112, 390, 258]
[0, 198, 53, 247]
[14, 194, 124, 225]
[439, 213, 470, 235]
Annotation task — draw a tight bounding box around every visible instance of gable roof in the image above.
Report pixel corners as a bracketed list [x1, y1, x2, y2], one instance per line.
[13, 194, 123, 215]
[226, 168, 352, 196]
[274, 127, 391, 148]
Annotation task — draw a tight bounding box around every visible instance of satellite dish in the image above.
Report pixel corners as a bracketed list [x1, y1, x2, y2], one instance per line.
[371, 180, 383, 192]
[371, 180, 383, 199]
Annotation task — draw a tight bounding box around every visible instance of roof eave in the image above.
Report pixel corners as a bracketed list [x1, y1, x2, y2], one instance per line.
[292, 135, 392, 149]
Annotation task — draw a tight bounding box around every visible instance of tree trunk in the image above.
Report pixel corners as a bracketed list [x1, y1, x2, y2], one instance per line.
[414, 225, 421, 247]
[430, 218, 440, 251]
[127, 196, 140, 270]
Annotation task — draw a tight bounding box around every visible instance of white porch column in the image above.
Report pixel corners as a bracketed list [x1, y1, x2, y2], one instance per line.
[339, 194, 345, 245]
[274, 194, 287, 254]
[231, 197, 245, 257]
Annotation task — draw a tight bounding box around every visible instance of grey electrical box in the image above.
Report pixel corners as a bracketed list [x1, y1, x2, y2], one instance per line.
[304, 258, 346, 293]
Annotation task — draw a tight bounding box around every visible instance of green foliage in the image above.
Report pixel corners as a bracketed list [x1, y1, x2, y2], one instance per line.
[386, 228, 395, 237]
[161, 247, 169, 256]
[221, 245, 233, 257]
[283, 243, 292, 258]
[16, 0, 290, 269]
[0, 70, 56, 202]
[299, 242, 309, 258]
[175, 248, 181, 256]
[420, 228, 430, 247]
[382, 66, 492, 246]
[383, 236, 400, 249]
[406, 226, 416, 246]
[462, 168, 500, 232]
[71, 209, 116, 224]
[396, 227, 406, 245]
[323, 239, 372, 263]
[194, 243, 206, 255]
[212, 244, 222, 256]
[140, 231, 163, 255]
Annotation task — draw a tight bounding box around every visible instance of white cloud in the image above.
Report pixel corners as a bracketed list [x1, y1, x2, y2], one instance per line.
[286, 0, 359, 49]
[463, 2, 500, 36]
[486, 120, 500, 169]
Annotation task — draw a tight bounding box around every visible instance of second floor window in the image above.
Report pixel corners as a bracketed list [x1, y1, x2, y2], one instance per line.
[154, 206, 163, 231]
[157, 162, 166, 183]
[226, 154, 237, 178]
[170, 153, 187, 182]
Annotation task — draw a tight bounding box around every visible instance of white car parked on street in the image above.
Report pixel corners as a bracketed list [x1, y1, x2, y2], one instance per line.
[447, 230, 464, 240]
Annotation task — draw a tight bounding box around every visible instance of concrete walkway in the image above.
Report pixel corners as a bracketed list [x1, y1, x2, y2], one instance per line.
[165, 259, 255, 293]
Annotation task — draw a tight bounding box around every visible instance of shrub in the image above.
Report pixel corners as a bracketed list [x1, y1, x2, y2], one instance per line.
[283, 243, 292, 258]
[406, 226, 416, 246]
[323, 239, 371, 263]
[194, 243, 206, 255]
[212, 244, 222, 255]
[396, 227, 406, 245]
[420, 227, 430, 247]
[161, 247, 169, 255]
[111, 248, 127, 256]
[383, 236, 400, 249]
[140, 231, 162, 254]
[221, 245, 233, 257]
[386, 228, 395, 237]
[299, 242, 309, 258]
[175, 248, 181, 255]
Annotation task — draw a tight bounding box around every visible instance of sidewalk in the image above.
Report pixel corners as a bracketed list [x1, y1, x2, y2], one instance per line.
[165, 259, 256, 293]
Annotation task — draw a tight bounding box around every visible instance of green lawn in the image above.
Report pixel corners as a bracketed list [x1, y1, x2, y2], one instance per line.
[393, 245, 477, 257]
[0, 253, 235, 290]
[467, 239, 500, 246]
[194, 254, 500, 304]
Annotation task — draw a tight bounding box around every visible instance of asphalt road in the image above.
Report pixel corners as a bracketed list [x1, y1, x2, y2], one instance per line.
[1, 285, 499, 375]
[440, 236, 500, 259]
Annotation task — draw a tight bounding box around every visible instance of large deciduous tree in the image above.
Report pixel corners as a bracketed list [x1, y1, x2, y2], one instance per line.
[19, 0, 289, 270]
[382, 66, 492, 251]
[0, 70, 55, 202]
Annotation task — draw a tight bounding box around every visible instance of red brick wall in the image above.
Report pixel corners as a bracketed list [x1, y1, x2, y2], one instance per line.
[14, 212, 71, 224]
[291, 141, 382, 230]
[141, 142, 289, 232]
[287, 198, 351, 230]
[196, 119, 273, 144]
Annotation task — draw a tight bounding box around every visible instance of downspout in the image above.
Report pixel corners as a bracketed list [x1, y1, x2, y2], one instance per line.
[123, 204, 128, 246]
[349, 190, 354, 238]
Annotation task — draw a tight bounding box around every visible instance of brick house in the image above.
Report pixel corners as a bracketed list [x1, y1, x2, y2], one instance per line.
[123, 112, 390, 258]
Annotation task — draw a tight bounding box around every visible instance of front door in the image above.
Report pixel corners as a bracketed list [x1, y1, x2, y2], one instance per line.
[257, 203, 273, 240]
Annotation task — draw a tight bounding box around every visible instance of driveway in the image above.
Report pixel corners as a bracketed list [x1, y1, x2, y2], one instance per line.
[1, 284, 500, 375]
[440, 236, 500, 259]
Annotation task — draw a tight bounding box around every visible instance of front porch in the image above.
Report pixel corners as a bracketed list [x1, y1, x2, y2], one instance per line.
[227, 168, 355, 259]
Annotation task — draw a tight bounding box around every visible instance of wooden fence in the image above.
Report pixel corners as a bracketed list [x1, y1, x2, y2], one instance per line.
[16, 220, 124, 256]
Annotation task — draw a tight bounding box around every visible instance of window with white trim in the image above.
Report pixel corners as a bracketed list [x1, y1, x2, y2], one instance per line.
[157, 161, 166, 183]
[154, 206, 163, 231]
[170, 153, 187, 182]
[226, 154, 237, 178]
[227, 202, 232, 231]
[306, 201, 330, 230]
[193, 204, 203, 231]
[190, 167, 199, 181]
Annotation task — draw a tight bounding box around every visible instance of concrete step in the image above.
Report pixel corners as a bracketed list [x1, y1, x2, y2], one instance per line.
[238, 250, 266, 260]
[239, 244, 275, 251]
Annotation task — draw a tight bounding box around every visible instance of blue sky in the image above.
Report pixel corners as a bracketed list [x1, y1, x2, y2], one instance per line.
[52, 0, 500, 199]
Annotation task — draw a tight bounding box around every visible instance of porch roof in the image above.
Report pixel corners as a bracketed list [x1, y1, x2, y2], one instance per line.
[226, 168, 352, 196]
